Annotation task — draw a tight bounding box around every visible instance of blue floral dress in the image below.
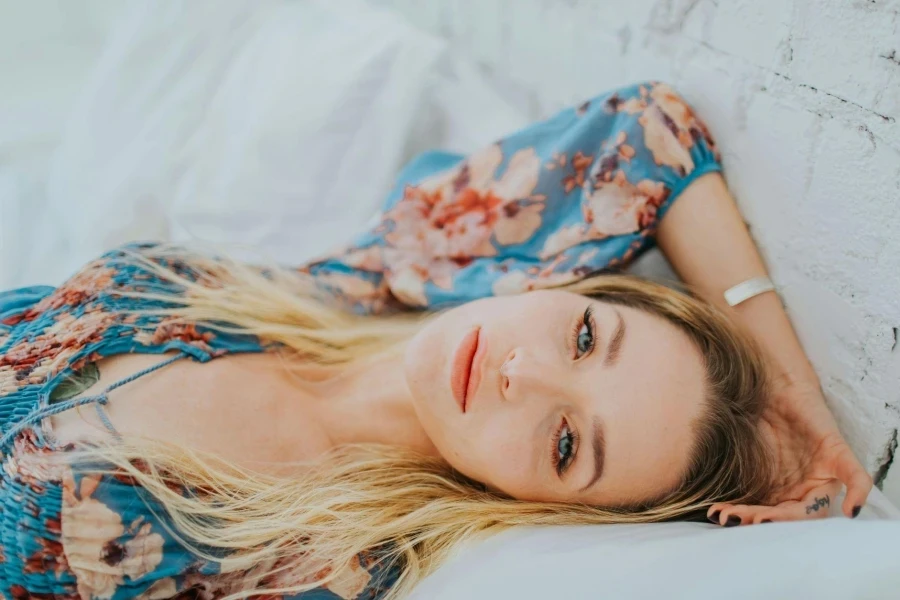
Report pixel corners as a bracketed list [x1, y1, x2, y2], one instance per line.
[0, 82, 720, 599]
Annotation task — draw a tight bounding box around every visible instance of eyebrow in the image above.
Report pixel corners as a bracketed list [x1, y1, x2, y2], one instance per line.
[579, 417, 606, 492]
[575, 307, 622, 492]
[603, 309, 626, 367]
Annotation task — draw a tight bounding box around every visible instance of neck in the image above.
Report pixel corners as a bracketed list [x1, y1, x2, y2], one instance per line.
[303, 348, 439, 458]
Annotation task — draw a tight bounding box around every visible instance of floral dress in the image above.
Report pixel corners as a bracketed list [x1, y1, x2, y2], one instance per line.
[0, 82, 721, 599]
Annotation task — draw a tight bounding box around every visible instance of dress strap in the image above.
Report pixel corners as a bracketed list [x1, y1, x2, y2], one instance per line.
[0, 351, 188, 449]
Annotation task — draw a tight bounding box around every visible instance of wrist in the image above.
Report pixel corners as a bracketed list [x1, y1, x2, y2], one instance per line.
[727, 294, 822, 391]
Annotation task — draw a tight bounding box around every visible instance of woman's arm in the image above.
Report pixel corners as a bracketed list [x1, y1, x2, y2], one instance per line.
[657, 172, 873, 522]
[657, 173, 817, 387]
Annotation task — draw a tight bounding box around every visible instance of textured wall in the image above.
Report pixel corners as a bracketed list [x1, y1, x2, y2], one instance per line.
[373, 0, 900, 501]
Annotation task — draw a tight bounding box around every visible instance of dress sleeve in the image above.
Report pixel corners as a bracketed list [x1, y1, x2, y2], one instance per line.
[306, 81, 721, 312]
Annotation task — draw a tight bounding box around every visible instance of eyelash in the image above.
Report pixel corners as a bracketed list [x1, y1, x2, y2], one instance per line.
[550, 418, 578, 476]
[569, 306, 596, 360]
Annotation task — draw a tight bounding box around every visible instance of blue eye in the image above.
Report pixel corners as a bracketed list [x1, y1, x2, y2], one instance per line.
[558, 427, 574, 459]
[551, 421, 577, 476]
[576, 323, 593, 355]
[572, 306, 595, 359]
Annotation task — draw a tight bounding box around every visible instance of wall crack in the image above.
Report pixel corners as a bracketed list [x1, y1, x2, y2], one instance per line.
[874, 428, 898, 489]
[797, 83, 896, 123]
[880, 49, 899, 67]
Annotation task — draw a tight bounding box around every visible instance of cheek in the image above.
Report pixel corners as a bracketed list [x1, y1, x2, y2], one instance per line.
[441, 415, 536, 493]
[403, 326, 444, 404]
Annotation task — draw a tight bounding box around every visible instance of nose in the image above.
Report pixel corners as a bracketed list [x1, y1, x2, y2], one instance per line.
[499, 347, 559, 401]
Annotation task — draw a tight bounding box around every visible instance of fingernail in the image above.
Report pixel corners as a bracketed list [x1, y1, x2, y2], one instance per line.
[724, 515, 741, 527]
[761, 519, 773, 523]
[707, 510, 721, 524]
[852, 506, 861, 518]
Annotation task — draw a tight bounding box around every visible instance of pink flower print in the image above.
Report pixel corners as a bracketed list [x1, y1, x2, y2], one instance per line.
[61, 470, 166, 599]
[605, 91, 647, 115]
[0, 265, 115, 328]
[539, 224, 607, 260]
[649, 83, 703, 132]
[379, 144, 545, 306]
[0, 310, 117, 394]
[640, 83, 717, 175]
[494, 201, 544, 246]
[340, 246, 385, 272]
[388, 144, 544, 253]
[545, 152, 567, 171]
[132, 319, 214, 352]
[560, 151, 593, 194]
[383, 249, 460, 307]
[491, 253, 578, 296]
[314, 272, 392, 314]
[323, 554, 372, 599]
[640, 106, 695, 174]
[178, 552, 373, 600]
[491, 268, 580, 296]
[583, 170, 670, 236]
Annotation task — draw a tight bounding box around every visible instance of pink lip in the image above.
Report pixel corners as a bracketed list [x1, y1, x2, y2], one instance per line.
[450, 327, 483, 413]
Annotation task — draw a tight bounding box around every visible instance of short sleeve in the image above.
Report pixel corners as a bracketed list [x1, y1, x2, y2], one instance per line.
[306, 81, 721, 312]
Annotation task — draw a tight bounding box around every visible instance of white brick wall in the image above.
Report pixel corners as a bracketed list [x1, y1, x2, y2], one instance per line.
[373, 0, 900, 502]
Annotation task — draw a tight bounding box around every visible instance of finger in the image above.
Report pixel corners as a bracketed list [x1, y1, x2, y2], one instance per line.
[711, 481, 843, 526]
[718, 504, 759, 527]
[710, 503, 791, 526]
[767, 481, 842, 523]
[706, 502, 734, 525]
[712, 503, 792, 525]
[707, 503, 775, 527]
[834, 451, 873, 518]
[840, 468, 873, 518]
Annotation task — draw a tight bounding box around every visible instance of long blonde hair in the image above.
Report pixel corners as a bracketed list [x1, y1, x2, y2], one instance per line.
[70, 244, 773, 600]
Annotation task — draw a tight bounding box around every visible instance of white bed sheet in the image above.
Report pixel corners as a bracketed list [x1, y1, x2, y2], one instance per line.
[410, 503, 900, 600]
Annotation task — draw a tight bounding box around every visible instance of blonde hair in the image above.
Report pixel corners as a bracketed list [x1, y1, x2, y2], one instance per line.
[71, 245, 773, 600]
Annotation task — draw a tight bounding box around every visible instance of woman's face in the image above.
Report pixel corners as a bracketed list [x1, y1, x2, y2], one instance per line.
[403, 289, 708, 507]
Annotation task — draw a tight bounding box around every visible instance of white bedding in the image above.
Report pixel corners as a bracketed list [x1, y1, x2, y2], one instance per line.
[0, 0, 529, 288]
[410, 509, 900, 600]
[1, 2, 898, 598]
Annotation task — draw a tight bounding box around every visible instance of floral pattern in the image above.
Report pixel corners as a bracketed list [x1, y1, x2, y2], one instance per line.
[307, 81, 719, 309]
[0, 82, 719, 599]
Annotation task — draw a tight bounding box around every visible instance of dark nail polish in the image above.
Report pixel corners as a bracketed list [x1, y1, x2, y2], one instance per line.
[761, 519, 773, 523]
[852, 505, 861, 518]
[724, 515, 741, 527]
[707, 510, 721, 524]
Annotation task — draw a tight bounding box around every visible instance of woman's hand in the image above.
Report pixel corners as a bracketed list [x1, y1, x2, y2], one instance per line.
[706, 381, 873, 526]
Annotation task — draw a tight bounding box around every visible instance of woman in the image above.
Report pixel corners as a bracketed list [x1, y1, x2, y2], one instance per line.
[0, 82, 872, 599]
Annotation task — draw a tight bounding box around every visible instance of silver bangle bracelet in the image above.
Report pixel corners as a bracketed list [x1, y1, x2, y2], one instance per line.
[723, 276, 776, 307]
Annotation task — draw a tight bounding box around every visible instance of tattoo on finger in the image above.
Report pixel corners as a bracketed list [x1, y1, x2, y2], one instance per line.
[805, 495, 830, 515]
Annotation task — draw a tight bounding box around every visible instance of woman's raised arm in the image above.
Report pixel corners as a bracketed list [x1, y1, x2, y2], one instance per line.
[657, 172, 873, 524]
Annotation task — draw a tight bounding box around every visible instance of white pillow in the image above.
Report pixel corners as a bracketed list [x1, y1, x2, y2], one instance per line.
[35, 0, 444, 281]
[410, 488, 900, 600]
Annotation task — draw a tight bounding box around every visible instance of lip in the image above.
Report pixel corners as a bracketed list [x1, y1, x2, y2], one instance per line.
[450, 327, 483, 413]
